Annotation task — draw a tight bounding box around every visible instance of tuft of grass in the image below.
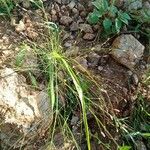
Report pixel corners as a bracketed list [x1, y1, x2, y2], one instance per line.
[118, 93, 150, 149]
[35, 36, 92, 149]
[14, 21, 122, 149]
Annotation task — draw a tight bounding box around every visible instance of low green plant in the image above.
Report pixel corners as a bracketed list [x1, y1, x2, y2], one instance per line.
[0, 0, 43, 17]
[0, 0, 14, 16]
[129, 7, 150, 38]
[130, 7, 150, 24]
[87, 0, 131, 35]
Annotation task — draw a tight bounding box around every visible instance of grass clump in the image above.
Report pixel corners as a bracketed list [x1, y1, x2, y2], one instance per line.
[14, 21, 122, 149]
[119, 93, 150, 149]
[14, 23, 92, 149]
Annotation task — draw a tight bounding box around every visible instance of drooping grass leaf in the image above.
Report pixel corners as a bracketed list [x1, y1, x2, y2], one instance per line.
[44, 22, 59, 33]
[92, 0, 102, 10]
[30, 0, 43, 9]
[50, 52, 91, 150]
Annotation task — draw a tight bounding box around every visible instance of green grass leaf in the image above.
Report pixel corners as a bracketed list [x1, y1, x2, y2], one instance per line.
[30, 0, 43, 9]
[141, 133, 150, 137]
[119, 146, 131, 150]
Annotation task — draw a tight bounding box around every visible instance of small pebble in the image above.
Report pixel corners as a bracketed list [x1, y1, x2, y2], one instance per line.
[98, 66, 103, 71]
[15, 20, 25, 33]
[83, 33, 95, 40]
[79, 23, 93, 33]
[77, 3, 85, 11]
[71, 116, 79, 125]
[67, 1, 76, 9]
[80, 11, 87, 17]
[132, 73, 139, 85]
[70, 22, 78, 31]
[60, 16, 73, 25]
[72, 8, 79, 15]
[127, 70, 133, 76]
[64, 41, 72, 48]
[51, 14, 58, 22]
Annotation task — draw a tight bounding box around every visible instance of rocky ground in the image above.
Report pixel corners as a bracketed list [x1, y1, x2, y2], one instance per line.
[0, 0, 150, 150]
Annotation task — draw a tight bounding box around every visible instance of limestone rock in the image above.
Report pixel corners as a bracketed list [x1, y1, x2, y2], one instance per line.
[143, 1, 150, 9]
[132, 73, 139, 85]
[111, 34, 145, 69]
[77, 3, 85, 12]
[0, 68, 52, 148]
[115, 0, 142, 11]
